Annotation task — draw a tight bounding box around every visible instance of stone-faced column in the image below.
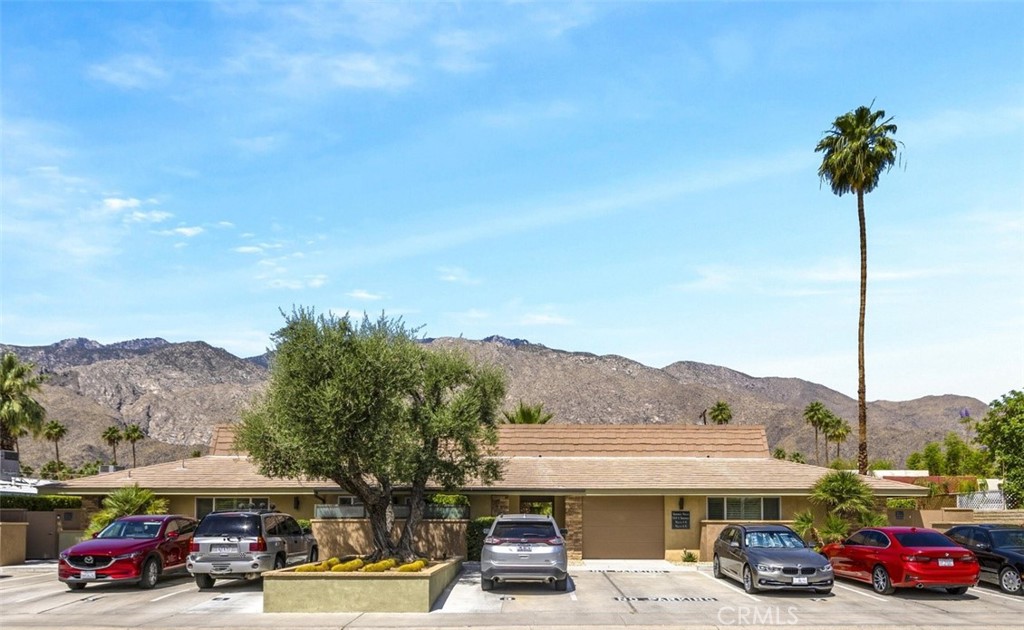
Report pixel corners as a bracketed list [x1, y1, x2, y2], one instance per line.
[490, 495, 509, 516]
[564, 495, 583, 561]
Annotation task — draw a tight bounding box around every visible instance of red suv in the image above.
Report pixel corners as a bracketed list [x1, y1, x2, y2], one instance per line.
[58, 514, 198, 590]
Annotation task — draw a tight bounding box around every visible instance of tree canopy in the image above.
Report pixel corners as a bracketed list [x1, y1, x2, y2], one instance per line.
[975, 389, 1024, 508]
[0, 353, 47, 452]
[708, 400, 732, 425]
[236, 309, 507, 561]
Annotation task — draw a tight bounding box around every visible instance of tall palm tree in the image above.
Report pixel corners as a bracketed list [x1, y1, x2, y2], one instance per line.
[803, 402, 830, 465]
[102, 425, 123, 466]
[708, 400, 733, 425]
[501, 400, 553, 424]
[816, 103, 901, 475]
[42, 420, 68, 467]
[819, 411, 843, 465]
[0, 353, 47, 452]
[123, 423, 145, 468]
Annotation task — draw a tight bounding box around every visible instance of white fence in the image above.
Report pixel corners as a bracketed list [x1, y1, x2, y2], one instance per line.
[957, 490, 1007, 511]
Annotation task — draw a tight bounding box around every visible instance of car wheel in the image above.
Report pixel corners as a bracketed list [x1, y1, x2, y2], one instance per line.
[554, 577, 568, 592]
[480, 577, 493, 591]
[195, 573, 215, 590]
[138, 557, 160, 590]
[273, 555, 286, 571]
[742, 565, 758, 594]
[1000, 566, 1023, 594]
[712, 555, 722, 579]
[67, 582, 86, 591]
[946, 586, 969, 595]
[307, 547, 319, 563]
[871, 565, 895, 595]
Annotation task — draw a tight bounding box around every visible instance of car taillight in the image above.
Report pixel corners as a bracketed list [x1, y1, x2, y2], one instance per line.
[546, 538, 564, 545]
[484, 536, 501, 545]
[189, 541, 199, 553]
[959, 554, 976, 563]
[902, 554, 931, 562]
[249, 537, 267, 552]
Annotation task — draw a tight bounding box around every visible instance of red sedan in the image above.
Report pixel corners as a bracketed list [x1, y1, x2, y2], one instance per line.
[58, 514, 197, 590]
[821, 526, 979, 595]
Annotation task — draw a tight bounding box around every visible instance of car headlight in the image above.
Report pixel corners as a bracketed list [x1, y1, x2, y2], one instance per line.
[59, 551, 69, 560]
[822, 563, 833, 572]
[113, 551, 143, 560]
[756, 564, 783, 572]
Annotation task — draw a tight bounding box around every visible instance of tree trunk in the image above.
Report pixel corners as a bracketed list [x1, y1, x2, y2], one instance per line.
[54, 441, 60, 465]
[131, 444, 137, 469]
[342, 473, 397, 561]
[857, 189, 869, 475]
[814, 429, 820, 466]
[397, 482, 427, 563]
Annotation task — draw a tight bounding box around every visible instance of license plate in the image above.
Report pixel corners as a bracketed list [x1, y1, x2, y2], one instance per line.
[212, 544, 235, 553]
[516, 545, 532, 552]
[792, 577, 808, 585]
[938, 558, 954, 567]
[80, 570, 96, 579]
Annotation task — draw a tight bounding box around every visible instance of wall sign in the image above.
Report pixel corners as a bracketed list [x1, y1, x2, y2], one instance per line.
[671, 510, 691, 529]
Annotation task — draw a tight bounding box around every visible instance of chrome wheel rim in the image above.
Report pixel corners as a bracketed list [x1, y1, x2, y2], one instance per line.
[743, 567, 752, 591]
[1002, 569, 1022, 593]
[873, 568, 888, 592]
[144, 561, 157, 584]
[713, 557, 719, 576]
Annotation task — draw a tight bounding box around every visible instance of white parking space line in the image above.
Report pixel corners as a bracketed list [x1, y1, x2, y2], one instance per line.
[151, 586, 195, 602]
[972, 588, 1024, 604]
[0, 574, 51, 583]
[695, 568, 760, 602]
[833, 582, 887, 602]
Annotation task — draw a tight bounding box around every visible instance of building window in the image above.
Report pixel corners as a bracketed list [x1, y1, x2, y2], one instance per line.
[706, 497, 781, 521]
[196, 497, 270, 519]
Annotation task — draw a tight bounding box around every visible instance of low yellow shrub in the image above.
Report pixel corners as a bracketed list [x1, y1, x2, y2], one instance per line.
[396, 560, 426, 572]
[361, 558, 397, 573]
[331, 558, 365, 572]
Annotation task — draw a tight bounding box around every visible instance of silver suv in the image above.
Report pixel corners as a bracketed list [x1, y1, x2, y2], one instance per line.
[480, 514, 569, 591]
[186, 510, 317, 589]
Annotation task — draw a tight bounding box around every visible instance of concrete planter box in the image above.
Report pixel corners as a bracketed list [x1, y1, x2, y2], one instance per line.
[262, 558, 462, 613]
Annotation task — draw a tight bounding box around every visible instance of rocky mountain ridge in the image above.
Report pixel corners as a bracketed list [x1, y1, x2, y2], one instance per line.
[0, 337, 989, 472]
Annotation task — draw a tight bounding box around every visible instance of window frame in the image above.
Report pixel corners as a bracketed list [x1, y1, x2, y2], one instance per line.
[706, 496, 783, 521]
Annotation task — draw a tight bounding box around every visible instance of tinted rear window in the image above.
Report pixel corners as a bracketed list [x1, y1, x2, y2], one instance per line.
[196, 514, 261, 536]
[992, 529, 1024, 548]
[894, 531, 957, 547]
[492, 521, 557, 539]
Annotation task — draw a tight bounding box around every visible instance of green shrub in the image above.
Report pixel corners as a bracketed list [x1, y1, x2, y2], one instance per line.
[885, 498, 917, 509]
[0, 494, 82, 510]
[331, 558, 364, 572]
[467, 516, 495, 561]
[682, 551, 697, 563]
[361, 558, 396, 572]
[429, 493, 469, 506]
[397, 559, 426, 572]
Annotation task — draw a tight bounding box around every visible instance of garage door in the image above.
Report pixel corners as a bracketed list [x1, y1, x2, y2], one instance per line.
[582, 496, 664, 559]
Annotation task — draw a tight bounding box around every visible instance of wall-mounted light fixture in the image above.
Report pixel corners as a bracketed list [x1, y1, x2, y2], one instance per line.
[678, 497, 685, 510]
[293, 496, 301, 510]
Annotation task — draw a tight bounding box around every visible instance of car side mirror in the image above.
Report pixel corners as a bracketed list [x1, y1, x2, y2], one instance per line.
[91, 532, 99, 539]
[975, 542, 990, 551]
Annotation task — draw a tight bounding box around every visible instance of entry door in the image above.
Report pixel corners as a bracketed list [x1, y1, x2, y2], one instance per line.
[582, 496, 664, 559]
[26, 512, 58, 560]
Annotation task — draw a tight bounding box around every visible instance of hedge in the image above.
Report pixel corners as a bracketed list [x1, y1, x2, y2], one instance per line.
[0, 495, 82, 510]
[467, 516, 495, 561]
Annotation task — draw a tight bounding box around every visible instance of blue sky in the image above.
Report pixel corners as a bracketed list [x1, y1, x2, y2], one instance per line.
[2, 1, 1021, 403]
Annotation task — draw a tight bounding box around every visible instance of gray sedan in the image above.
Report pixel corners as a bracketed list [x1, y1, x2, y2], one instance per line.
[713, 524, 833, 594]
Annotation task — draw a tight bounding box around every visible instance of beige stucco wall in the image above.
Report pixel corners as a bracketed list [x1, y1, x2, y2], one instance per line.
[312, 519, 467, 560]
[663, 495, 705, 561]
[0, 522, 28, 566]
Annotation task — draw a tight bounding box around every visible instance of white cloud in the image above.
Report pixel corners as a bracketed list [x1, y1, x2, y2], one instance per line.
[520, 313, 572, 326]
[433, 30, 493, 73]
[233, 246, 263, 254]
[267, 274, 328, 290]
[160, 226, 204, 237]
[233, 135, 286, 155]
[103, 197, 142, 211]
[87, 55, 169, 89]
[125, 210, 172, 223]
[438, 266, 480, 285]
[217, 221, 235, 229]
[347, 289, 382, 300]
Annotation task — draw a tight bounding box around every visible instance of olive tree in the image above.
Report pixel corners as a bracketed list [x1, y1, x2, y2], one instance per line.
[236, 309, 506, 562]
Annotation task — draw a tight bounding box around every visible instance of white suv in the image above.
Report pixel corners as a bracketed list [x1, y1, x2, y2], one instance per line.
[186, 510, 317, 589]
[480, 514, 569, 591]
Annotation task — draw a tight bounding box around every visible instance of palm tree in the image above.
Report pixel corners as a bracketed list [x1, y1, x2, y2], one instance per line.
[816, 103, 901, 475]
[708, 400, 732, 425]
[827, 418, 852, 460]
[0, 353, 47, 452]
[819, 411, 843, 465]
[809, 470, 876, 522]
[123, 423, 145, 468]
[102, 425, 123, 466]
[802, 402, 830, 465]
[42, 420, 68, 467]
[501, 400, 553, 424]
[83, 483, 169, 538]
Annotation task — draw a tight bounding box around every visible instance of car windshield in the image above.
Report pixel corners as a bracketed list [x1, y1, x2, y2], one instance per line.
[195, 514, 261, 537]
[745, 531, 805, 549]
[98, 520, 162, 539]
[894, 531, 957, 547]
[492, 522, 558, 540]
[991, 529, 1024, 548]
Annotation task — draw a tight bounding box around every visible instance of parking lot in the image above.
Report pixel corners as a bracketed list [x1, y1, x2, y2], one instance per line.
[2, 561, 1023, 629]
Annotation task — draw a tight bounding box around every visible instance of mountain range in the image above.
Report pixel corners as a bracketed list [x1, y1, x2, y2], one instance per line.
[0, 336, 989, 472]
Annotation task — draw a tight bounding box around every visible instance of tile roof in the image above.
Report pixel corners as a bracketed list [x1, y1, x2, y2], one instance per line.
[494, 424, 770, 458]
[209, 424, 242, 456]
